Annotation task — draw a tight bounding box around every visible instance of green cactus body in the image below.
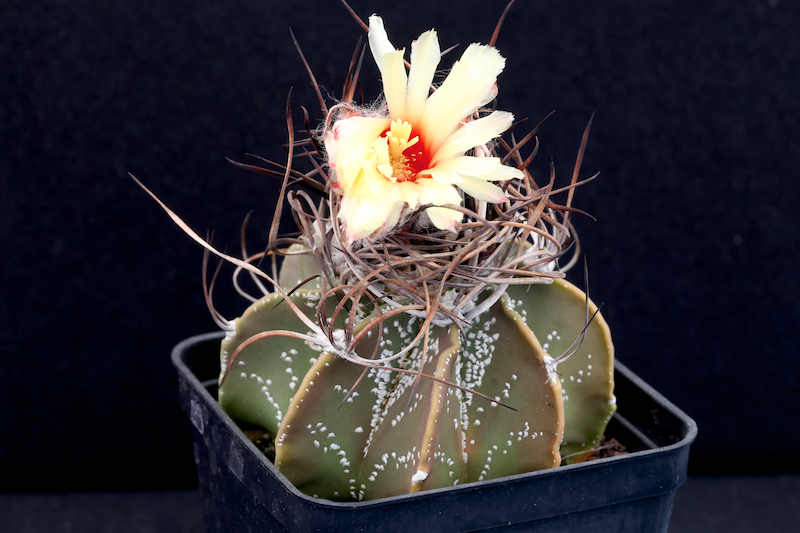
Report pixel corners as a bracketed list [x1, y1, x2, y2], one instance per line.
[219, 254, 614, 500]
[505, 282, 616, 463]
[218, 289, 326, 432]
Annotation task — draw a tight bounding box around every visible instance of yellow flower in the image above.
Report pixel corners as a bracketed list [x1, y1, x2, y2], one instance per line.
[324, 15, 523, 243]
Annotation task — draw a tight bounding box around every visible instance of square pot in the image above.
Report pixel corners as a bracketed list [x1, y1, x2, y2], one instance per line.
[173, 332, 696, 532]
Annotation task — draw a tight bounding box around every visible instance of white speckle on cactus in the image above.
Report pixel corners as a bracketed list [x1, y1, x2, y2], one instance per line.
[411, 470, 428, 483]
[354, 427, 363, 433]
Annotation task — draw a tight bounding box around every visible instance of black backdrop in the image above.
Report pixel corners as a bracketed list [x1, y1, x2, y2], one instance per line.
[2, 0, 798, 492]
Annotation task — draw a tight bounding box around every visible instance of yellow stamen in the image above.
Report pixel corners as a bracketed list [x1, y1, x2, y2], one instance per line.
[383, 119, 425, 182]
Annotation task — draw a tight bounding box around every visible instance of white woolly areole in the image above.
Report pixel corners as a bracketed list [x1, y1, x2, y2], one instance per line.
[404, 289, 477, 327]
[543, 354, 559, 386]
[306, 329, 347, 355]
[224, 318, 237, 341]
[411, 469, 428, 484]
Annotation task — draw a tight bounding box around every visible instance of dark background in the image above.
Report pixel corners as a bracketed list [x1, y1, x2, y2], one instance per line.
[2, 0, 798, 492]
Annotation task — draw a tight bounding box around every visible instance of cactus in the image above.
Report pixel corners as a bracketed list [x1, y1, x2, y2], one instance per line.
[151, 8, 620, 502]
[218, 252, 614, 500]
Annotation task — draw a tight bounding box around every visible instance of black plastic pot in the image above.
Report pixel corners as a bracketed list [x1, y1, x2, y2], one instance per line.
[173, 332, 697, 533]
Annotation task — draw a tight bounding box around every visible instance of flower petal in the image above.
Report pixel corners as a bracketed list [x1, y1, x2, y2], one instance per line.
[392, 181, 421, 208]
[420, 43, 506, 152]
[426, 206, 463, 232]
[380, 50, 408, 118]
[430, 111, 514, 165]
[327, 117, 390, 166]
[368, 15, 396, 67]
[404, 29, 440, 125]
[340, 189, 404, 242]
[417, 177, 463, 207]
[454, 175, 507, 203]
[418, 166, 464, 185]
[326, 117, 391, 190]
[430, 156, 522, 181]
[368, 15, 407, 118]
